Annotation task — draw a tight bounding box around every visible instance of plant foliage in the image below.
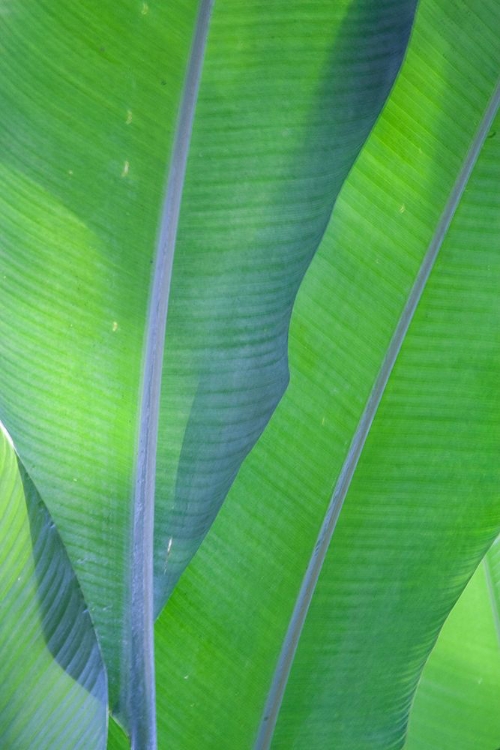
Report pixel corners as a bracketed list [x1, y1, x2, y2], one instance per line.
[0, 0, 499, 748]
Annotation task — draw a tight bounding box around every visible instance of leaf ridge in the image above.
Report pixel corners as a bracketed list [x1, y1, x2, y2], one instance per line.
[255, 77, 500, 750]
[125, 1, 214, 747]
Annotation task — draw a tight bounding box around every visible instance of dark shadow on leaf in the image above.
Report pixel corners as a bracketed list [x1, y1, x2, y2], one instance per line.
[19, 457, 107, 703]
[153, 0, 417, 614]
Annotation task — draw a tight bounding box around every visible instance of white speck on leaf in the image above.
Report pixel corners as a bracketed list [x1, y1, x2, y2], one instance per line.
[121, 161, 129, 178]
[164, 538, 174, 572]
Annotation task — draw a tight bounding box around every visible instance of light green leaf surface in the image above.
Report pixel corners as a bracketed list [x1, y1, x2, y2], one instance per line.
[107, 716, 130, 750]
[486, 535, 500, 623]
[0, 0, 201, 715]
[272, 105, 500, 749]
[0, 0, 414, 732]
[150, 1, 500, 748]
[0, 422, 107, 749]
[406, 551, 500, 750]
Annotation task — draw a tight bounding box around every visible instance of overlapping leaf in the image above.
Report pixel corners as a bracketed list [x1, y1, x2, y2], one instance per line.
[3, 0, 499, 747]
[406, 549, 500, 750]
[0, 0, 200, 710]
[151, 1, 500, 747]
[0, 0, 415, 731]
[0, 422, 107, 748]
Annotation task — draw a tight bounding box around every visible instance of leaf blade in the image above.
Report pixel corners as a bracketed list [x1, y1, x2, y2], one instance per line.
[406, 555, 500, 749]
[257, 76, 500, 749]
[0, 422, 107, 749]
[0, 0, 202, 718]
[273, 75, 500, 750]
[0, 0, 414, 729]
[150, 2, 500, 747]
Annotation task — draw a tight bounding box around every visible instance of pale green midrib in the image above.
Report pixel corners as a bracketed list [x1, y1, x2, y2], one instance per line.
[254, 79, 500, 750]
[126, 2, 214, 748]
[483, 544, 500, 649]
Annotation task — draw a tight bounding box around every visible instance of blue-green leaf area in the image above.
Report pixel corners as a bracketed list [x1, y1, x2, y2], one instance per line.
[153, 0, 417, 610]
[0, 422, 107, 749]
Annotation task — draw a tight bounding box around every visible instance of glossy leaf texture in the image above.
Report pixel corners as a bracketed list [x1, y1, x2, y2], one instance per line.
[0, 422, 107, 749]
[0, 0, 415, 723]
[406, 546, 500, 750]
[151, 1, 500, 748]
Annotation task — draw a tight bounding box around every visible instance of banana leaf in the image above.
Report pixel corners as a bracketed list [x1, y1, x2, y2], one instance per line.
[0, 422, 107, 748]
[149, 1, 500, 747]
[0, 0, 416, 742]
[406, 544, 500, 750]
[2, 0, 500, 747]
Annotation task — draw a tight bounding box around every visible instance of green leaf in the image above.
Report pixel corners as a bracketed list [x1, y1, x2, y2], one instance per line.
[107, 716, 130, 750]
[0, 422, 107, 748]
[0, 0, 414, 736]
[154, 0, 415, 608]
[150, 1, 500, 748]
[406, 550, 500, 750]
[3, 0, 499, 747]
[486, 537, 500, 628]
[0, 0, 202, 719]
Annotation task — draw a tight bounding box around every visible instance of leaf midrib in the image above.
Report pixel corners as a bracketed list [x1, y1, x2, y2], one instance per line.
[125, 2, 214, 747]
[254, 77, 500, 750]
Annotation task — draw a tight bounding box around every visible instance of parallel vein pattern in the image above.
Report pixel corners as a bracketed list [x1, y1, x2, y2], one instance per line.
[0, 422, 107, 748]
[0, 0, 205, 713]
[256, 78, 500, 749]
